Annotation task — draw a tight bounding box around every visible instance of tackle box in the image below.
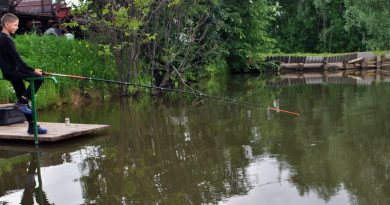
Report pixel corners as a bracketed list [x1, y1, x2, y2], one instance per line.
[0, 104, 26, 125]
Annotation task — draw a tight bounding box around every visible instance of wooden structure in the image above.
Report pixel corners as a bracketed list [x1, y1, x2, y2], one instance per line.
[0, 122, 109, 142]
[0, 0, 72, 33]
[0, 76, 110, 144]
[266, 52, 390, 71]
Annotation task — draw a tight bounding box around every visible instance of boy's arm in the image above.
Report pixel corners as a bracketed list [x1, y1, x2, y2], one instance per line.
[5, 37, 35, 72]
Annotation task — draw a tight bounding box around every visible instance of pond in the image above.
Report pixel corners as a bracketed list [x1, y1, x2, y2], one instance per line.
[0, 70, 389, 205]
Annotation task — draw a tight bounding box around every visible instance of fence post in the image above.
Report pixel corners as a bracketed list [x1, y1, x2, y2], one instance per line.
[376, 55, 381, 70]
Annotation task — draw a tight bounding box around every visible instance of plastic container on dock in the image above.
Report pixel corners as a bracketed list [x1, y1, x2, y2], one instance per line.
[0, 104, 25, 125]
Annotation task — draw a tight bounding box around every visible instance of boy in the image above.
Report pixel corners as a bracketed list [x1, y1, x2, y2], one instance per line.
[0, 13, 47, 134]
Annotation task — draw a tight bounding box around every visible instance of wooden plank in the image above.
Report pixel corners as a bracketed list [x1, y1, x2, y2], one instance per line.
[343, 60, 348, 70]
[16, 0, 52, 12]
[305, 56, 324, 64]
[0, 122, 109, 142]
[357, 52, 375, 60]
[0, 104, 14, 108]
[348, 57, 364, 64]
[323, 61, 328, 70]
[281, 62, 344, 69]
[0, 135, 111, 153]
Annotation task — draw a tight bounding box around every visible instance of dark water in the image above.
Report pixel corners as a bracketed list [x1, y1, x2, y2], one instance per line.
[0, 71, 389, 205]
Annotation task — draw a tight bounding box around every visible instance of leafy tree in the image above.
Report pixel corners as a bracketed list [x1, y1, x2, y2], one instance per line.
[71, 0, 277, 87]
[269, 0, 366, 53]
[344, 0, 390, 50]
[217, 0, 277, 72]
[143, 1, 221, 87]
[71, 0, 153, 95]
[313, 0, 365, 52]
[269, 0, 320, 53]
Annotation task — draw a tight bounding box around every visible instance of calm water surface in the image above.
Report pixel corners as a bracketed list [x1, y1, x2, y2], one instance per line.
[0, 71, 389, 205]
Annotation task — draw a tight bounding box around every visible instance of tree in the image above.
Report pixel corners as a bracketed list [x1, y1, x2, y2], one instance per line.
[71, 0, 278, 91]
[345, 0, 390, 50]
[313, 0, 365, 52]
[269, 0, 366, 53]
[269, 0, 320, 53]
[217, 0, 276, 72]
[71, 0, 153, 95]
[144, 1, 221, 87]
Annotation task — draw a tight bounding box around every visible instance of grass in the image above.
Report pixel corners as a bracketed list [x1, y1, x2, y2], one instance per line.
[0, 34, 116, 107]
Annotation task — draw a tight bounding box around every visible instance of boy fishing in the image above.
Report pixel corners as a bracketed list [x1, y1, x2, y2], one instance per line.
[0, 13, 47, 134]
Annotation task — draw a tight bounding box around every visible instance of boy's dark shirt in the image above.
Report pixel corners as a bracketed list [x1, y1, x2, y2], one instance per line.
[0, 32, 34, 81]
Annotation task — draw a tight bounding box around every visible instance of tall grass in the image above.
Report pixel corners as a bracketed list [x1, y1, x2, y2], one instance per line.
[0, 34, 115, 107]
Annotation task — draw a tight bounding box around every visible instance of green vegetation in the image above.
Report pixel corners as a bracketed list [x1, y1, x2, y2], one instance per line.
[68, 0, 390, 80]
[0, 154, 30, 176]
[0, 34, 115, 107]
[269, 0, 390, 53]
[70, 0, 276, 82]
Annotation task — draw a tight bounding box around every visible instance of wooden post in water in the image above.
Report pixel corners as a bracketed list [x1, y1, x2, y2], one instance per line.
[376, 55, 381, 70]
[298, 63, 304, 71]
[323, 70, 329, 83]
[361, 58, 367, 69]
[376, 69, 381, 81]
[343, 60, 348, 71]
[322, 60, 328, 70]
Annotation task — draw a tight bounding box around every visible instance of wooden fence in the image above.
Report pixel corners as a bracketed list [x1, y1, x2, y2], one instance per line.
[266, 52, 390, 70]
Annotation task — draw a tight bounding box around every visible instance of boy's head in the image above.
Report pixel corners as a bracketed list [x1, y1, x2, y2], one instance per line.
[1, 13, 19, 34]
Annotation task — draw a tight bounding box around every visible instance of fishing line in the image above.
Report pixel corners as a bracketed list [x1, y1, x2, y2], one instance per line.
[43, 72, 300, 116]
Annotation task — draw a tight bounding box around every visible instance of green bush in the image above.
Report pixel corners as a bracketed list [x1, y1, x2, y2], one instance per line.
[0, 34, 115, 106]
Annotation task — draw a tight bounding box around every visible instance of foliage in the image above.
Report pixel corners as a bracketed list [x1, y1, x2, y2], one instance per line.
[0, 34, 115, 106]
[70, 0, 277, 84]
[66, 0, 390, 78]
[269, 0, 370, 53]
[0, 155, 30, 176]
[144, 1, 217, 86]
[71, 0, 153, 95]
[214, 0, 277, 73]
[344, 0, 390, 50]
[17, 34, 115, 81]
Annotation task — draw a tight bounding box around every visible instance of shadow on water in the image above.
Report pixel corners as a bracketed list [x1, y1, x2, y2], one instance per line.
[0, 70, 389, 204]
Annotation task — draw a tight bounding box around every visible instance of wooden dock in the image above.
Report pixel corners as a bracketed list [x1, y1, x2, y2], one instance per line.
[0, 122, 109, 142]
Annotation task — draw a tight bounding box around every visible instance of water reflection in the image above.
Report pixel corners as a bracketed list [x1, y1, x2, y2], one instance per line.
[0, 137, 107, 205]
[0, 73, 389, 204]
[220, 156, 351, 205]
[0, 147, 50, 205]
[269, 69, 390, 87]
[21, 148, 50, 205]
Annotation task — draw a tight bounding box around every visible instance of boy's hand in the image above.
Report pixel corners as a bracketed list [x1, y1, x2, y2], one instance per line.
[34, 69, 43, 76]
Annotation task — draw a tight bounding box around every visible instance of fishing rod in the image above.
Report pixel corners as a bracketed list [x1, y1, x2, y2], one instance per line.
[43, 72, 300, 116]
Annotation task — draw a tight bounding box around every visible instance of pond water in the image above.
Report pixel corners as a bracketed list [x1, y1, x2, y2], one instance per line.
[0, 70, 389, 205]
